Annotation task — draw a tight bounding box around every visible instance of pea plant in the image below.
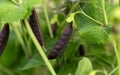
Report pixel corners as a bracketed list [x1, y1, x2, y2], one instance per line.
[0, 0, 120, 75]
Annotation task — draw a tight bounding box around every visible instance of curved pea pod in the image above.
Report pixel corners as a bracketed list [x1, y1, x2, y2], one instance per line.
[48, 22, 73, 59]
[0, 23, 10, 56]
[28, 8, 44, 46]
[78, 44, 86, 56]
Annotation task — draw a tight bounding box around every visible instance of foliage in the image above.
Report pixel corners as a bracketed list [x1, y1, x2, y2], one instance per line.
[0, 0, 119, 75]
[75, 57, 93, 75]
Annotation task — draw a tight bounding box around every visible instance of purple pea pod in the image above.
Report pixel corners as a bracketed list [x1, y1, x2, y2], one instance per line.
[0, 23, 10, 56]
[48, 22, 73, 59]
[28, 8, 44, 46]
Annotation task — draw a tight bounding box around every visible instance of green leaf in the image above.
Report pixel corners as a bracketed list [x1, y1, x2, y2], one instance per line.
[20, 54, 45, 70]
[26, 0, 43, 8]
[75, 13, 108, 44]
[78, 25, 108, 44]
[90, 0, 104, 24]
[82, 0, 111, 25]
[0, 0, 43, 23]
[75, 57, 93, 75]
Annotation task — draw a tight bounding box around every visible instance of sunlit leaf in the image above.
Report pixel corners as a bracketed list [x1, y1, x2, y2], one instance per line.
[0, 0, 43, 23]
[75, 57, 93, 75]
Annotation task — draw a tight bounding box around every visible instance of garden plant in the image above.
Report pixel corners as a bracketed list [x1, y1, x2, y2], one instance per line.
[0, 0, 120, 75]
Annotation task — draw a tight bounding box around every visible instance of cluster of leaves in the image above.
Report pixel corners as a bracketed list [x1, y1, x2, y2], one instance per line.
[0, 0, 43, 23]
[0, 0, 119, 75]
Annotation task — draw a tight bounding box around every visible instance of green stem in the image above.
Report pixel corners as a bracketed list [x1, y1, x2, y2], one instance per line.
[102, 0, 108, 25]
[109, 66, 119, 75]
[42, 3, 53, 38]
[113, 41, 120, 75]
[24, 20, 56, 75]
[10, 0, 19, 6]
[81, 10, 103, 25]
[12, 24, 31, 58]
[59, 2, 79, 33]
[21, 21, 32, 57]
[61, 2, 79, 26]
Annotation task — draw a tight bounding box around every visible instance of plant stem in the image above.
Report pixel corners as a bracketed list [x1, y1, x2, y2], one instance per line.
[10, 0, 19, 6]
[42, 3, 53, 38]
[24, 20, 56, 75]
[12, 24, 32, 58]
[81, 10, 103, 25]
[108, 66, 119, 75]
[59, 2, 79, 33]
[113, 40, 120, 75]
[102, 0, 108, 25]
[66, 2, 79, 22]
[21, 22, 33, 57]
